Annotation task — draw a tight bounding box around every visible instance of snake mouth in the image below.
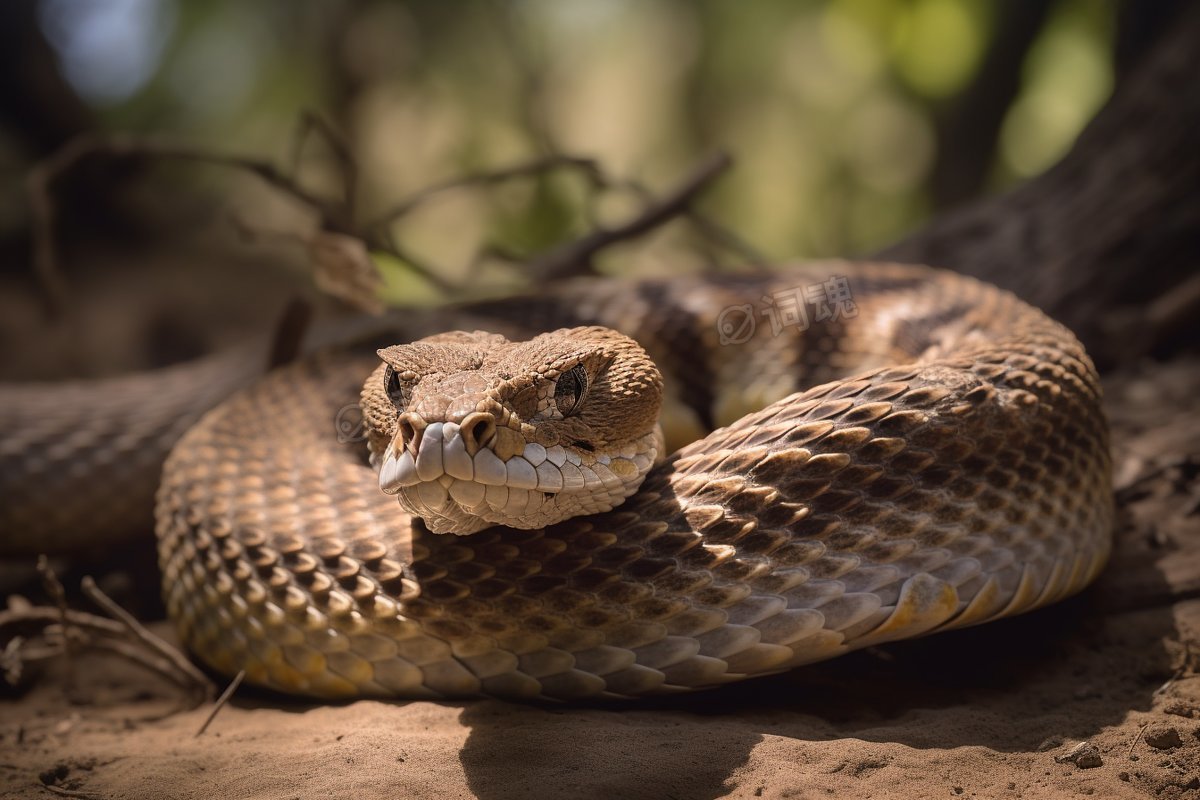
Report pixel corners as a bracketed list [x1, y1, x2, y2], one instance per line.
[376, 421, 657, 534]
[377, 421, 599, 496]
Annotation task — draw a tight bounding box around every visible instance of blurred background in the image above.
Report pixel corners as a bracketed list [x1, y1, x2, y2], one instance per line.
[0, 0, 1179, 378]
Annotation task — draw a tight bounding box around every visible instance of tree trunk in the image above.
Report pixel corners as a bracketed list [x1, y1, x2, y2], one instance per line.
[878, 4, 1200, 369]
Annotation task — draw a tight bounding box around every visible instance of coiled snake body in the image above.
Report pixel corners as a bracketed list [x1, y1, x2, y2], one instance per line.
[64, 262, 1116, 699]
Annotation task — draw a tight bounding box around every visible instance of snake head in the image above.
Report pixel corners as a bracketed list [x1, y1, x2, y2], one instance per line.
[361, 326, 665, 534]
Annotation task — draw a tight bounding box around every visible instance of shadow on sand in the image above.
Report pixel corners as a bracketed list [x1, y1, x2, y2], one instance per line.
[454, 559, 1177, 800]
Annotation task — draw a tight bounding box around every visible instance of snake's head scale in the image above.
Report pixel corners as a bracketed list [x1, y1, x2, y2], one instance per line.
[361, 327, 665, 534]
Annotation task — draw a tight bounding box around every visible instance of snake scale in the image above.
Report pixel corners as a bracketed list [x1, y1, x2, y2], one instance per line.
[7, 262, 1114, 700]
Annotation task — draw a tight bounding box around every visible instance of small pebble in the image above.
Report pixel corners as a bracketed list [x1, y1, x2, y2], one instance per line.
[1036, 735, 1063, 752]
[1163, 700, 1198, 718]
[1055, 741, 1103, 769]
[1143, 723, 1183, 750]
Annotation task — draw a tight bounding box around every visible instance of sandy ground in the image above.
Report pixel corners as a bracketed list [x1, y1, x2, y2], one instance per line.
[2, 359, 1198, 800]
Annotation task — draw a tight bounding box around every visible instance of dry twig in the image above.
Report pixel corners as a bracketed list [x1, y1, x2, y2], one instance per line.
[0, 605, 128, 640]
[26, 125, 750, 313]
[80, 576, 214, 702]
[2, 584, 214, 710]
[25, 133, 344, 318]
[1127, 722, 1148, 756]
[196, 670, 247, 737]
[290, 110, 358, 214]
[35, 557, 75, 690]
[267, 297, 316, 370]
[38, 784, 102, 799]
[1155, 641, 1195, 696]
[364, 154, 602, 233]
[527, 151, 735, 281]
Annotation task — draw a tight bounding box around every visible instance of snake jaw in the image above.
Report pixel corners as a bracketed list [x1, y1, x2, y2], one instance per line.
[377, 418, 663, 534]
[377, 449, 417, 494]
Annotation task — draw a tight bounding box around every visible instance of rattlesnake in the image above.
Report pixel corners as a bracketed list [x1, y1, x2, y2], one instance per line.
[9, 262, 1115, 700]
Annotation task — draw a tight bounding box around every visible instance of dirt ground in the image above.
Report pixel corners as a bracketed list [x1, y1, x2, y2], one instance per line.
[2, 358, 1198, 800]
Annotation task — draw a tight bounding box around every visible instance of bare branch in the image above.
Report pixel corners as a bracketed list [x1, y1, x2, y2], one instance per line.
[35, 557, 73, 689]
[25, 132, 343, 320]
[0, 606, 125, 638]
[39, 784, 101, 799]
[290, 111, 358, 216]
[605, 171, 766, 267]
[364, 154, 603, 234]
[25, 128, 748, 312]
[81, 576, 214, 701]
[377, 234, 457, 295]
[267, 297, 316, 370]
[196, 670, 246, 737]
[528, 151, 734, 281]
[84, 635, 204, 695]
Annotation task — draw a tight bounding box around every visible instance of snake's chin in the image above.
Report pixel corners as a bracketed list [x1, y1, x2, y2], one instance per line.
[377, 424, 664, 534]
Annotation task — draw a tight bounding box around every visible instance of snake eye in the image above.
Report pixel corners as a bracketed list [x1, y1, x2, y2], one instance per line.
[384, 367, 406, 409]
[554, 364, 588, 417]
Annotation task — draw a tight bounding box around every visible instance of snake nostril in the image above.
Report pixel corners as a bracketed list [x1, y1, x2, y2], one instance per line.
[397, 413, 425, 453]
[459, 412, 497, 456]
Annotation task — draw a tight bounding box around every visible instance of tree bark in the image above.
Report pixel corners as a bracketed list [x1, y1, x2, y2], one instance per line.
[928, 1, 1053, 210]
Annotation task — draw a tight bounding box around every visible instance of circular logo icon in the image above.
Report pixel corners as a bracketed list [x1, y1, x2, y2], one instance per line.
[716, 303, 756, 345]
[334, 404, 366, 443]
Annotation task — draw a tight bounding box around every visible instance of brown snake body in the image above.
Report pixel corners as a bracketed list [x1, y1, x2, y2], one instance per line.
[6, 262, 1114, 699]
